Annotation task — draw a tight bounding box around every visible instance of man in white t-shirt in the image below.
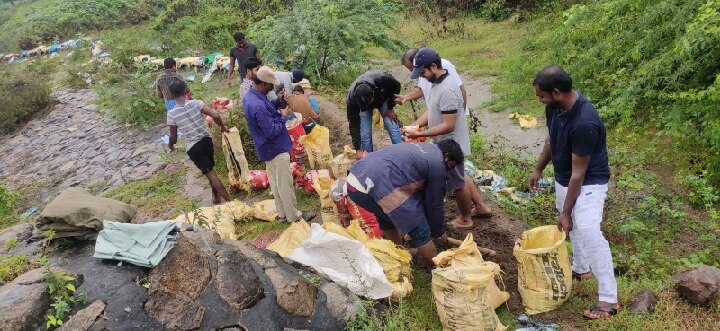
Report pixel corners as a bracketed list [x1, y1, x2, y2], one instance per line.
[402, 48, 491, 229]
[395, 48, 469, 116]
[167, 81, 232, 204]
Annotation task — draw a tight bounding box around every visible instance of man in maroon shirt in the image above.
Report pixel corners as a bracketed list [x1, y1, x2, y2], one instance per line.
[226, 32, 259, 87]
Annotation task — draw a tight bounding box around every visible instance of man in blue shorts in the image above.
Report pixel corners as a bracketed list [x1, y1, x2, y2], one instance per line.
[346, 139, 464, 266]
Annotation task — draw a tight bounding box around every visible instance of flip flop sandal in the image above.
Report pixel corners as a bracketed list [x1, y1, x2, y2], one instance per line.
[583, 303, 621, 320]
[572, 271, 593, 281]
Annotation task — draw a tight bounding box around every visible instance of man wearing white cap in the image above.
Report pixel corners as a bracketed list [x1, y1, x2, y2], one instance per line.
[243, 66, 315, 222]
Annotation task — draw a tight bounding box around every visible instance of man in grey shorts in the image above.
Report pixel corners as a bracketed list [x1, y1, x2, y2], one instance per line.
[404, 48, 492, 229]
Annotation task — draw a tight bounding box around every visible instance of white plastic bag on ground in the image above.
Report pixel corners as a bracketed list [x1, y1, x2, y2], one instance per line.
[288, 223, 393, 299]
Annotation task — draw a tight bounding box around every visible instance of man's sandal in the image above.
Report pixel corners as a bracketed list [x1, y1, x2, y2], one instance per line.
[572, 271, 593, 281]
[583, 303, 621, 320]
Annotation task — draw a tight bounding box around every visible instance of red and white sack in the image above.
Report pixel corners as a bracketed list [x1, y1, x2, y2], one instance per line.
[249, 170, 270, 191]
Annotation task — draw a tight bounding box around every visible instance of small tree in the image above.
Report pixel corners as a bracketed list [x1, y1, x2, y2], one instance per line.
[250, 0, 402, 84]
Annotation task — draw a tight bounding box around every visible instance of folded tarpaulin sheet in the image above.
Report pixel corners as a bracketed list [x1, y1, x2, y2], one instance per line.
[94, 220, 180, 267]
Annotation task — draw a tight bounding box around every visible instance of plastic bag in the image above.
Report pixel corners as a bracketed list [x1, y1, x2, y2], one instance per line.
[365, 238, 413, 299]
[347, 199, 383, 238]
[289, 223, 393, 299]
[286, 112, 307, 162]
[249, 170, 270, 191]
[432, 262, 506, 331]
[433, 234, 509, 309]
[299, 125, 333, 169]
[329, 145, 356, 179]
[252, 199, 278, 222]
[330, 179, 352, 226]
[222, 128, 252, 191]
[513, 225, 572, 315]
[267, 220, 311, 257]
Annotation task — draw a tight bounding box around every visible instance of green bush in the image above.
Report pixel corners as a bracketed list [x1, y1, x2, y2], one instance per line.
[151, 0, 287, 52]
[250, 0, 402, 84]
[0, 184, 20, 230]
[0, 65, 55, 134]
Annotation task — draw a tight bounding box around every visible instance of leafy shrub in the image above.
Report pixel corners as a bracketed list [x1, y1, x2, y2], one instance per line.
[151, 0, 287, 52]
[0, 65, 56, 133]
[250, 0, 402, 84]
[0, 254, 37, 285]
[0, 185, 20, 230]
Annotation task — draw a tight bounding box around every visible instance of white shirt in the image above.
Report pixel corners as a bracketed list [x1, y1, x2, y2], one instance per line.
[418, 59, 468, 115]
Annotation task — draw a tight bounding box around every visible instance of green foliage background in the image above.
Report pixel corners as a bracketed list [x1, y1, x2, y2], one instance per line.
[250, 0, 402, 83]
[496, 0, 720, 184]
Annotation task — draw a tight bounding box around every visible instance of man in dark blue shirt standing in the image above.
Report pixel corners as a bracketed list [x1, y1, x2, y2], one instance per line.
[243, 66, 314, 223]
[528, 65, 619, 320]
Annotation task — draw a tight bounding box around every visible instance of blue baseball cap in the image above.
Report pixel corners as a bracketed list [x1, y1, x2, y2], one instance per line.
[410, 48, 439, 79]
[292, 68, 304, 82]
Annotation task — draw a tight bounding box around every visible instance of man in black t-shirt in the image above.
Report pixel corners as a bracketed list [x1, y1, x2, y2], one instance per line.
[226, 32, 260, 87]
[528, 65, 619, 320]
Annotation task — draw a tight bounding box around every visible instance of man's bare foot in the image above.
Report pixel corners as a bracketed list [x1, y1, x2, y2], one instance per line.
[448, 216, 474, 229]
[471, 206, 492, 218]
[212, 191, 221, 205]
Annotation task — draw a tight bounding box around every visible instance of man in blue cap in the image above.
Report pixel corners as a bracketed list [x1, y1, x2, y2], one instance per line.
[404, 48, 492, 229]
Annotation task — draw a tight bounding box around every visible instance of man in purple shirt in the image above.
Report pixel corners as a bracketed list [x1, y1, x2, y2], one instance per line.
[243, 66, 315, 222]
[346, 140, 464, 266]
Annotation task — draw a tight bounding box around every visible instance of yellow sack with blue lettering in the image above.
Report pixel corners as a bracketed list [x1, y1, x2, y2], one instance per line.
[513, 225, 572, 315]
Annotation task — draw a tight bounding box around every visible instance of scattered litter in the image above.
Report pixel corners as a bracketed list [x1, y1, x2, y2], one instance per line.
[186, 74, 196, 82]
[160, 132, 183, 145]
[509, 112, 539, 129]
[516, 313, 559, 331]
[22, 207, 38, 216]
[211, 97, 232, 111]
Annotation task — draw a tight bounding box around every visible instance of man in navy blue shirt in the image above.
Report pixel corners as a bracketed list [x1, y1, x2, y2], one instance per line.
[243, 66, 314, 223]
[528, 65, 618, 320]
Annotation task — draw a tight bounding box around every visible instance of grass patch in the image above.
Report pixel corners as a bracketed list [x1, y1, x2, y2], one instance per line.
[0, 254, 38, 285]
[0, 63, 56, 134]
[103, 168, 196, 219]
[234, 221, 289, 241]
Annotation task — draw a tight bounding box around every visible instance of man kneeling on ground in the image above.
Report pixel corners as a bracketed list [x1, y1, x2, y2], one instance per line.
[346, 140, 465, 266]
[167, 81, 232, 204]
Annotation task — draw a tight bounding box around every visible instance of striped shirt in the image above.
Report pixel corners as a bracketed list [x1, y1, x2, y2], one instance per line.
[167, 100, 210, 150]
[155, 70, 186, 100]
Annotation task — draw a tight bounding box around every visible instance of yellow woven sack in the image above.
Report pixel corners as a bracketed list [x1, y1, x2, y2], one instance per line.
[175, 200, 254, 240]
[312, 176, 340, 225]
[513, 225, 572, 315]
[222, 127, 252, 190]
[329, 145, 356, 179]
[252, 199, 278, 222]
[432, 262, 506, 331]
[299, 125, 333, 169]
[433, 234, 509, 309]
[267, 220, 311, 257]
[365, 238, 413, 299]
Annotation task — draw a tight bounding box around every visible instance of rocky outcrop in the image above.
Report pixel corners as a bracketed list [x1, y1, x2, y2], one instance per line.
[0, 267, 79, 331]
[58, 300, 106, 331]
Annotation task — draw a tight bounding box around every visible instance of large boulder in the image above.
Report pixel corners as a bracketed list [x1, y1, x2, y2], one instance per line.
[0, 267, 79, 331]
[673, 265, 720, 305]
[143, 235, 358, 330]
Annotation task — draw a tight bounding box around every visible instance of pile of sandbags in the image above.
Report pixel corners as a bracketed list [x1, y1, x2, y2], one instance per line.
[36, 187, 137, 240]
[174, 200, 278, 240]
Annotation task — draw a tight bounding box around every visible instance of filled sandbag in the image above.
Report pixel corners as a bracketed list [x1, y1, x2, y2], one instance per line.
[299, 125, 333, 169]
[433, 233, 509, 309]
[329, 145, 356, 179]
[432, 262, 506, 331]
[222, 127, 252, 191]
[513, 225, 572, 315]
[37, 187, 136, 240]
